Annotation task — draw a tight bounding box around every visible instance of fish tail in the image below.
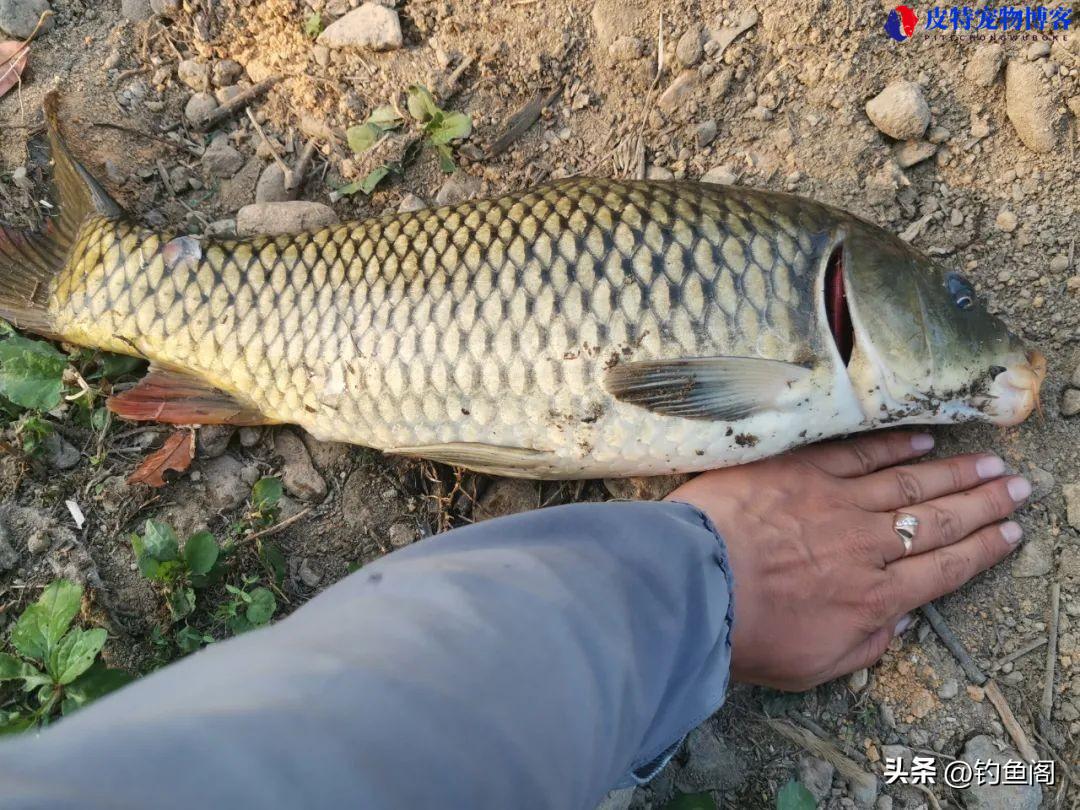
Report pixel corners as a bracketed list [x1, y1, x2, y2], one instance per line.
[0, 91, 121, 338]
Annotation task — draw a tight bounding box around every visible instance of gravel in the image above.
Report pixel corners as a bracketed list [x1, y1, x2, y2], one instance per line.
[960, 735, 1041, 810]
[177, 58, 210, 92]
[201, 134, 245, 178]
[1061, 389, 1080, 418]
[236, 201, 339, 236]
[894, 141, 936, 168]
[701, 165, 738, 185]
[1012, 535, 1053, 577]
[994, 208, 1018, 233]
[1063, 482, 1080, 530]
[676, 25, 703, 67]
[434, 172, 481, 206]
[43, 433, 79, 470]
[658, 71, 699, 114]
[865, 82, 930, 141]
[184, 92, 218, 124]
[1005, 59, 1062, 153]
[317, 3, 403, 51]
[797, 756, 834, 802]
[965, 44, 1005, 87]
[254, 163, 294, 203]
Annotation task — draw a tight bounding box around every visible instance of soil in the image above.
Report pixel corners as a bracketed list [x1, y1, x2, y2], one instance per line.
[0, 1, 1077, 808]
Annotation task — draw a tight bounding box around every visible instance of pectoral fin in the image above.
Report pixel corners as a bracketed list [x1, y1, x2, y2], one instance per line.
[604, 356, 811, 421]
[386, 441, 557, 478]
[108, 367, 272, 426]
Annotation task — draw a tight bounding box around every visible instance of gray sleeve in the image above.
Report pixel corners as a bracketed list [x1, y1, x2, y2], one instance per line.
[0, 500, 735, 810]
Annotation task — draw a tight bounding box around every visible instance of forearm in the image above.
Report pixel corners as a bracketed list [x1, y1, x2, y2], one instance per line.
[0, 501, 734, 810]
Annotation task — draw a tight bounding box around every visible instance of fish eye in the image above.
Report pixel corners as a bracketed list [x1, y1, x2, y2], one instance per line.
[988, 365, 1006, 379]
[946, 273, 976, 310]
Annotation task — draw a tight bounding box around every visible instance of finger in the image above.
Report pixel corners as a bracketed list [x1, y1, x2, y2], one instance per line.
[796, 431, 935, 478]
[890, 521, 1022, 611]
[832, 614, 913, 680]
[877, 475, 1029, 561]
[854, 453, 1007, 512]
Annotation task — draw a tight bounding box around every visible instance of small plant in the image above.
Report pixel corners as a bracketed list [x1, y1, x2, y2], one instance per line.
[11, 411, 52, 455]
[0, 325, 67, 412]
[131, 520, 223, 622]
[250, 476, 283, 526]
[0, 580, 132, 732]
[342, 84, 472, 195]
[215, 575, 277, 636]
[304, 11, 323, 38]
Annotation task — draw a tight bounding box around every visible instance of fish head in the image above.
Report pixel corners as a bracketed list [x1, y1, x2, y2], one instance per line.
[839, 224, 1044, 427]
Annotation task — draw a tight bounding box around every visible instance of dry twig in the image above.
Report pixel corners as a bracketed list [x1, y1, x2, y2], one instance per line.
[191, 76, 280, 132]
[1041, 582, 1060, 724]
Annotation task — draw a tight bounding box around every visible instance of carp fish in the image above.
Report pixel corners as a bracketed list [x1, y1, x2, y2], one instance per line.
[0, 95, 1045, 478]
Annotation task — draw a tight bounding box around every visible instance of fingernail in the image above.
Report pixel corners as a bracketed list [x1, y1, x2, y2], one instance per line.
[1007, 477, 1032, 502]
[975, 455, 1006, 478]
[894, 614, 914, 636]
[1000, 521, 1023, 546]
[911, 434, 934, 451]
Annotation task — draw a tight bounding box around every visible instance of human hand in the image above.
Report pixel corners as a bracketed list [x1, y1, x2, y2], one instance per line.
[665, 432, 1030, 691]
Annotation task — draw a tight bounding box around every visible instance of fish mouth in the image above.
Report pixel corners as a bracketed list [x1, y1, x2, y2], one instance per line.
[985, 350, 1047, 426]
[824, 245, 854, 364]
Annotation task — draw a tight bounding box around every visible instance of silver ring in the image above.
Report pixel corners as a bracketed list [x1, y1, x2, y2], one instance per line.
[893, 512, 918, 556]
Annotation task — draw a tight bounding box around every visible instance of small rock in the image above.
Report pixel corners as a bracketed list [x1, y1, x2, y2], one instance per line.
[184, 92, 218, 124]
[0, 0, 53, 39]
[201, 455, 248, 512]
[120, 0, 152, 21]
[312, 44, 331, 67]
[388, 523, 414, 548]
[149, 0, 180, 15]
[196, 425, 235, 459]
[317, 3, 402, 51]
[1026, 41, 1051, 60]
[970, 117, 991, 139]
[0, 517, 17, 571]
[1012, 534, 1053, 577]
[645, 165, 674, 181]
[848, 668, 869, 692]
[695, 119, 718, 147]
[1005, 59, 1063, 153]
[1050, 255, 1070, 273]
[239, 464, 260, 487]
[961, 735, 1041, 809]
[967, 684, 986, 702]
[300, 435, 350, 472]
[1072, 364, 1080, 389]
[205, 218, 237, 238]
[474, 479, 538, 522]
[603, 474, 690, 501]
[0, 504, 73, 558]
[218, 157, 262, 211]
[894, 140, 936, 168]
[701, 165, 738, 185]
[397, 192, 427, 213]
[274, 429, 327, 502]
[212, 59, 244, 87]
[849, 775, 879, 808]
[177, 58, 210, 92]
[676, 25, 703, 67]
[875, 797, 893, 810]
[237, 201, 339, 237]
[1028, 465, 1055, 500]
[965, 44, 1005, 87]
[238, 427, 263, 448]
[254, 163, 294, 203]
[938, 678, 959, 699]
[1061, 389, 1080, 417]
[608, 36, 644, 62]
[201, 134, 245, 178]
[658, 71, 699, 114]
[1063, 482, 1080, 530]
[798, 756, 834, 802]
[434, 172, 481, 206]
[995, 208, 1018, 232]
[215, 84, 244, 105]
[865, 81, 930, 140]
[298, 558, 323, 587]
[674, 726, 747, 793]
[43, 432, 79, 470]
[927, 125, 951, 143]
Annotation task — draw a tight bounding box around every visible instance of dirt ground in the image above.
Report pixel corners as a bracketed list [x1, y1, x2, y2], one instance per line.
[0, 0, 1077, 807]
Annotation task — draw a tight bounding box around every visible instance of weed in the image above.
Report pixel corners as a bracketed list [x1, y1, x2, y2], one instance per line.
[0, 581, 132, 732]
[304, 11, 322, 38]
[130, 520, 224, 623]
[215, 575, 277, 635]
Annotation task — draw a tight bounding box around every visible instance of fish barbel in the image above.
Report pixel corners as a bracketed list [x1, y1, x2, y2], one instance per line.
[0, 95, 1045, 478]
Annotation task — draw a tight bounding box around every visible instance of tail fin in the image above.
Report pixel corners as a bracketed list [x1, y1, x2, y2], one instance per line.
[0, 91, 122, 337]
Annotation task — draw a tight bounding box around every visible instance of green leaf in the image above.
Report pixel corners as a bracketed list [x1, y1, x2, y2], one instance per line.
[48, 627, 107, 685]
[175, 625, 213, 654]
[776, 780, 816, 810]
[0, 333, 67, 411]
[245, 587, 276, 627]
[346, 122, 381, 154]
[167, 587, 196, 621]
[429, 111, 472, 145]
[406, 84, 439, 121]
[260, 541, 287, 587]
[141, 520, 179, 563]
[435, 143, 456, 174]
[98, 353, 145, 381]
[183, 531, 219, 576]
[303, 10, 322, 38]
[10, 580, 83, 662]
[0, 711, 34, 735]
[369, 105, 402, 126]
[663, 793, 717, 810]
[0, 655, 51, 691]
[355, 165, 391, 195]
[61, 662, 133, 715]
[251, 477, 283, 513]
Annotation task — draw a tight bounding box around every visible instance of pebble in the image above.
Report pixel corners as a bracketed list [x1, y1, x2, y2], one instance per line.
[215, 84, 244, 105]
[434, 172, 481, 206]
[206, 218, 236, 238]
[201, 134, 245, 178]
[388, 523, 414, 548]
[184, 92, 218, 124]
[239, 464, 260, 487]
[218, 157, 261, 210]
[212, 59, 243, 87]
[676, 25, 703, 67]
[1012, 534, 1053, 577]
[847, 667, 869, 692]
[875, 797, 892, 810]
[0, 0, 53, 40]
[937, 678, 959, 699]
[196, 425, 235, 459]
[177, 58, 210, 92]
[274, 429, 327, 502]
[1026, 41, 1051, 60]
[849, 775, 878, 808]
[608, 36, 644, 62]
[1063, 482, 1080, 530]
[894, 140, 936, 168]
[297, 558, 323, 588]
[43, 432, 79, 470]
[797, 756, 834, 802]
[201, 455, 249, 512]
[965, 44, 1005, 87]
[701, 165, 738, 185]
[120, 0, 152, 21]
[0, 519, 16, 571]
[236, 201, 339, 237]
[254, 163, 294, 204]
[695, 119, 718, 147]
[149, 0, 180, 15]
[970, 117, 991, 139]
[474, 479, 538, 522]
[317, 3, 403, 51]
[674, 726, 747, 793]
[1028, 465, 1055, 500]
[645, 165, 674, 180]
[238, 427, 263, 448]
[994, 208, 1018, 232]
[658, 71, 699, 114]
[865, 81, 930, 140]
[961, 735, 1041, 809]
[1049, 254, 1070, 273]
[1061, 390, 1080, 417]
[397, 193, 427, 213]
[1005, 59, 1062, 152]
